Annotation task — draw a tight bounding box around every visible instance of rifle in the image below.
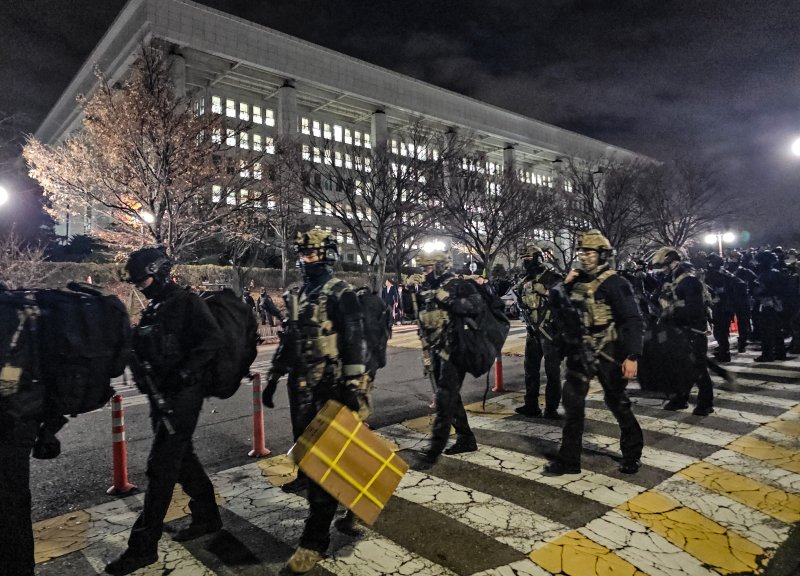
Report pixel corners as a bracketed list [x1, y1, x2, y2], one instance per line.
[411, 289, 438, 407]
[549, 283, 599, 380]
[128, 352, 176, 435]
[512, 282, 555, 344]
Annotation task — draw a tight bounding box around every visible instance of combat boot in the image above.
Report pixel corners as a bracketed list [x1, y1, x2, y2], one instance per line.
[444, 437, 478, 455]
[287, 547, 322, 574]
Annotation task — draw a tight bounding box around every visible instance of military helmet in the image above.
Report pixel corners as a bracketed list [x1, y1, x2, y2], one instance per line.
[650, 246, 683, 268]
[578, 229, 612, 252]
[706, 253, 724, 268]
[520, 244, 544, 259]
[124, 247, 172, 284]
[416, 249, 452, 269]
[294, 229, 338, 262]
[755, 250, 778, 267]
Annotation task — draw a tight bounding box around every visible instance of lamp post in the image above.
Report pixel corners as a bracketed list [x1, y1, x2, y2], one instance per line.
[704, 231, 736, 257]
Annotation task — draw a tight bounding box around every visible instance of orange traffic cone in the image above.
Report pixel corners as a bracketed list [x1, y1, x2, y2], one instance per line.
[107, 395, 136, 495]
[248, 373, 271, 457]
[491, 355, 505, 393]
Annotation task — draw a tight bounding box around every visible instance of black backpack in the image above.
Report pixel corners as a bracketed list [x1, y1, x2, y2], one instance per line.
[356, 287, 392, 375]
[450, 281, 511, 378]
[1, 282, 131, 419]
[201, 288, 258, 399]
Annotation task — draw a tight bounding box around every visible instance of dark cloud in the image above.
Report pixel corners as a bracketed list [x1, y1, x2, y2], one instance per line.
[2, 0, 800, 242]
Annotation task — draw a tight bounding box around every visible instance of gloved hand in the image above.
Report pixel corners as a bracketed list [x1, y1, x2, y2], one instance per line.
[342, 378, 363, 412]
[32, 423, 62, 460]
[262, 373, 279, 408]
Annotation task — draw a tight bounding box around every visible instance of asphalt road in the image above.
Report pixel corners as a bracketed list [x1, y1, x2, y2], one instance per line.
[30, 345, 525, 522]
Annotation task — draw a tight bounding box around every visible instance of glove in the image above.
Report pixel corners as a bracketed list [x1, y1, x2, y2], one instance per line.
[342, 378, 362, 412]
[262, 373, 279, 408]
[32, 423, 62, 460]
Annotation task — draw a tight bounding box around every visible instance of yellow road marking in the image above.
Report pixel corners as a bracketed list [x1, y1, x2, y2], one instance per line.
[678, 461, 800, 523]
[617, 491, 766, 574]
[765, 419, 800, 438]
[530, 530, 648, 576]
[164, 486, 225, 523]
[728, 435, 800, 474]
[33, 510, 92, 563]
[257, 453, 299, 487]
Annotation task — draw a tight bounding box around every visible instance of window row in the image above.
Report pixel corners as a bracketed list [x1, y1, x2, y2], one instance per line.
[302, 197, 372, 221]
[390, 139, 439, 161]
[212, 129, 275, 153]
[301, 117, 372, 148]
[211, 96, 276, 127]
[302, 145, 372, 172]
[210, 185, 275, 209]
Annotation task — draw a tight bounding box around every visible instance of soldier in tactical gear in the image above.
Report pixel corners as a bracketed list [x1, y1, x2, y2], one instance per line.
[544, 231, 644, 476]
[753, 250, 789, 362]
[705, 253, 736, 362]
[262, 231, 366, 574]
[650, 246, 715, 415]
[414, 249, 484, 468]
[106, 248, 225, 576]
[513, 244, 563, 418]
[725, 250, 757, 352]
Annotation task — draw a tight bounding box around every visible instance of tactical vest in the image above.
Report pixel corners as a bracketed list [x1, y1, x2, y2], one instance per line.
[659, 270, 713, 320]
[298, 278, 351, 384]
[517, 268, 560, 325]
[569, 269, 617, 348]
[416, 278, 453, 359]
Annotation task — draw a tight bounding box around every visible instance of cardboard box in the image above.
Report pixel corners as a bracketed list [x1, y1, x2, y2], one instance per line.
[290, 400, 409, 525]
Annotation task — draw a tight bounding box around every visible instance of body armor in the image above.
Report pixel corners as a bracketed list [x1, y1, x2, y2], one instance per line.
[416, 278, 453, 361]
[297, 278, 351, 384]
[517, 268, 561, 325]
[569, 269, 617, 349]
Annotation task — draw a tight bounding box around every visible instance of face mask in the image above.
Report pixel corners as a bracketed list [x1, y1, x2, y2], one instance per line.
[524, 258, 542, 276]
[140, 279, 165, 300]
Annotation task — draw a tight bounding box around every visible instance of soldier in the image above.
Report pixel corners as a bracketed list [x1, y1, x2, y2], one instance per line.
[544, 230, 644, 476]
[725, 250, 757, 352]
[753, 251, 789, 362]
[650, 246, 715, 415]
[261, 231, 366, 574]
[705, 253, 736, 362]
[414, 249, 486, 468]
[106, 248, 225, 575]
[513, 245, 563, 419]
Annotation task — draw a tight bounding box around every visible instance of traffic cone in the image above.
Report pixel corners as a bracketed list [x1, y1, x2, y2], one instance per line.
[107, 395, 136, 495]
[491, 355, 505, 393]
[730, 316, 739, 335]
[248, 373, 271, 457]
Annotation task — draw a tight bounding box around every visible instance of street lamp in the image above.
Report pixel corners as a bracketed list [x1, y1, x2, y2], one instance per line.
[0, 185, 8, 207]
[138, 211, 154, 245]
[792, 137, 800, 157]
[704, 231, 736, 257]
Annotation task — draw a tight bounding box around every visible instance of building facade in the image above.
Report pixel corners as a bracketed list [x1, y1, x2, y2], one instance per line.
[37, 0, 643, 267]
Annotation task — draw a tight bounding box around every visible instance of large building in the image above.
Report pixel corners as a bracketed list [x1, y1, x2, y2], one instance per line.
[38, 0, 643, 265]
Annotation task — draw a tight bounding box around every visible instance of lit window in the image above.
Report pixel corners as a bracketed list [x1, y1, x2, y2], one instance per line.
[314, 201, 322, 215]
[364, 157, 371, 172]
[400, 142, 407, 157]
[344, 128, 352, 145]
[301, 117, 310, 135]
[364, 133, 371, 148]
[240, 132, 249, 149]
[324, 149, 332, 165]
[432, 148, 439, 161]
[252, 105, 262, 124]
[312, 121, 321, 137]
[313, 147, 321, 163]
[345, 153, 353, 169]
[266, 136, 274, 154]
[211, 96, 222, 114]
[212, 128, 221, 144]
[323, 123, 332, 139]
[334, 125, 343, 142]
[337, 231, 344, 244]
[264, 108, 275, 126]
[355, 179, 362, 195]
[254, 163, 262, 180]
[354, 131, 362, 146]
[226, 190, 236, 205]
[303, 198, 311, 213]
[226, 99, 235, 118]
[302, 145, 311, 161]
[325, 202, 332, 216]
[356, 254, 362, 265]
[391, 140, 398, 154]
[391, 162, 398, 176]
[239, 102, 249, 121]
[194, 98, 205, 116]
[212, 185, 222, 203]
[267, 199, 276, 210]
[240, 160, 249, 177]
[335, 151, 343, 167]
[240, 189, 249, 203]
[253, 134, 262, 151]
[226, 129, 235, 146]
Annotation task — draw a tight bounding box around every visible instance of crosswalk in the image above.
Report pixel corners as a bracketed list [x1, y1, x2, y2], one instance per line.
[35, 347, 800, 576]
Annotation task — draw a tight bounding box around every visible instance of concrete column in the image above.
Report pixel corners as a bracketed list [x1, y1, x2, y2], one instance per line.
[371, 110, 388, 149]
[503, 145, 516, 173]
[278, 82, 298, 135]
[169, 54, 186, 98]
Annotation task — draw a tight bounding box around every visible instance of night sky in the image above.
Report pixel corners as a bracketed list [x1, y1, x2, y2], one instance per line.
[2, 0, 800, 244]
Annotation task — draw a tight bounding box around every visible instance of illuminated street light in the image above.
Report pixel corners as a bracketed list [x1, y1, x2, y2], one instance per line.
[792, 137, 800, 157]
[139, 210, 154, 224]
[0, 185, 8, 206]
[705, 231, 736, 256]
[422, 240, 446, 253]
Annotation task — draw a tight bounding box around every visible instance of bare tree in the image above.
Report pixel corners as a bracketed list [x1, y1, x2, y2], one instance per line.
[639, 159, 738, 248]
[24, 42, 272, 259]
[558, 156, 652, 253]
[0, 228, 50, 289]
[433, 143, 558, 280]
[292, 120, 442, 290]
